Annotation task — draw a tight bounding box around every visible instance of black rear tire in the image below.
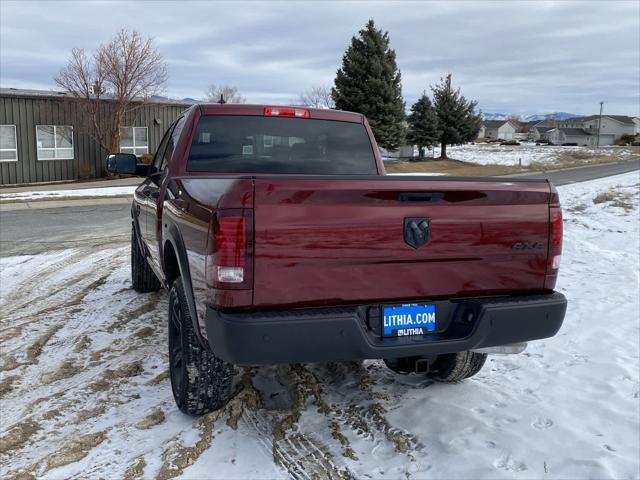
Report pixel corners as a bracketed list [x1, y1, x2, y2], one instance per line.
[131, 225, 161, 293]
[168, 276, 234, 415]
[428, 351, 487, 382]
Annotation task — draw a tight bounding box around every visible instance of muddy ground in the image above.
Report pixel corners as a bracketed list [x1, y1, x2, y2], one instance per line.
[0, 243, 437, 479]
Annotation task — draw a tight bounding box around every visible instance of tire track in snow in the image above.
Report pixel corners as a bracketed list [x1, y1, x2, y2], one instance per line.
[2, 247, 423, 479]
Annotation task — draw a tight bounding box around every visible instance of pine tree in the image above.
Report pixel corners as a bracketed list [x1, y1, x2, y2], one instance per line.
[332, 20, 405, 150]
[431, 74, 482, 159]
[407, 94, 438, 160]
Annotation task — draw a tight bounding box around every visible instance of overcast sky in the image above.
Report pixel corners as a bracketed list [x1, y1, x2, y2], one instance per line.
[1, 0, 638, 116]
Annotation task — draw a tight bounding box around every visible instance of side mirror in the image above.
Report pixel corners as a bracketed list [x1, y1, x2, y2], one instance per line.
[106, 153, 148, 176]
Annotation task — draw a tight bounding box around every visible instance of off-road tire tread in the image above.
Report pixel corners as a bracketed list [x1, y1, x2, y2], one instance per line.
[170, 277, 233, 415]
[131, 226, 161, 292]
[429, 351, 487, 382]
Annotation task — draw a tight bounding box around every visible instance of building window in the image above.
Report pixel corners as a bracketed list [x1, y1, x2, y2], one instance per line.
[36, 125, 74, 160]
[0, 125, 18, 162]
[120, 127, 149, 156]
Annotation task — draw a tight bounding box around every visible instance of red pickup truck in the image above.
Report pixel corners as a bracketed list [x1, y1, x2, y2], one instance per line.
[107, 104, 567, 415]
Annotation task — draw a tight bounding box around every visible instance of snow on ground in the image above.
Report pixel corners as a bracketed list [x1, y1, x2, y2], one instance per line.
[0, 186, 136, 201]
[420, 144, 638, 167]
[1, 172, 639, 479]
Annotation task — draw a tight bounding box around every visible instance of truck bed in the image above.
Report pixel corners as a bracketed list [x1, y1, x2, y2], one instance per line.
[174, 175, 553, 310]
[253, 176, 551, 307]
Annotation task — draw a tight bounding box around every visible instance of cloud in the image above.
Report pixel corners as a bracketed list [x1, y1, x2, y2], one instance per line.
[1, 0, 638, 115]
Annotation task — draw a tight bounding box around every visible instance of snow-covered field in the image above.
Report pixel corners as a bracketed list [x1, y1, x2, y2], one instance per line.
[424, 144, 638, 167]
[0, 186, 136, 201]
[1, 172, 639, 479]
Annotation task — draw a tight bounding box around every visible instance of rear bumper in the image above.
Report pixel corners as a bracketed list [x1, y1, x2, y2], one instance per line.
[205, 292, 567, 365]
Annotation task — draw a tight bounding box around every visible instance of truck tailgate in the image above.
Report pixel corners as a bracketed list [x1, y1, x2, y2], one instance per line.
[252, 177, 551, 308]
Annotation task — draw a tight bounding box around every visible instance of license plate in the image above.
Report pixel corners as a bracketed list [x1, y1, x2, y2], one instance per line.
[382, 304, 436, 337]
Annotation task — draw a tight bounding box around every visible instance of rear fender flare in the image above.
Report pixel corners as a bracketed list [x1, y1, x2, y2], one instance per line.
[164, 224, 207, 348]
[130, 203, 146, 257]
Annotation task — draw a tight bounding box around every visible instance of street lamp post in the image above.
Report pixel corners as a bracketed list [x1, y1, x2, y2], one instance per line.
[596, 101, 603, 148]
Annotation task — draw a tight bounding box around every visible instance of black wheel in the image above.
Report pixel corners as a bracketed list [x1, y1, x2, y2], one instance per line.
[131, 225, 161, 293]
[168, 276, 234, 415]
[428, 351, 487, 382]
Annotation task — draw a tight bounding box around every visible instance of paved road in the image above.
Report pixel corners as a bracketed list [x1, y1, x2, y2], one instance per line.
[0, 200, 132, 256]
[512, 158, 640, 185]
[1, 160, 638, 257]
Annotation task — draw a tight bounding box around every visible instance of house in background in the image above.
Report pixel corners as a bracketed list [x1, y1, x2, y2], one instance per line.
[478, 120, 518, 140]
[545, 127, 595, 146]
[530, 123, 555, 141]
[514, 120, 537, 140]
[557, 115, 639, 145]
[0, 88, 190, 185]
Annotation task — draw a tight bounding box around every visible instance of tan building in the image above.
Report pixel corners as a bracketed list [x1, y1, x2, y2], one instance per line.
[558, 115, 639, 145]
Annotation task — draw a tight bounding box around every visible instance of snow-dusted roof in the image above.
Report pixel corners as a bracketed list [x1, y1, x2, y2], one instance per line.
[482, 119, 509, 128]
[0, 87, 193, 106]
[564, 115, 637, 125]
[559, 127, 594, 136]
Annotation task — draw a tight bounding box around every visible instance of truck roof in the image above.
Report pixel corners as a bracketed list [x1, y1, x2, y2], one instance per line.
[197, 103, 364, 123]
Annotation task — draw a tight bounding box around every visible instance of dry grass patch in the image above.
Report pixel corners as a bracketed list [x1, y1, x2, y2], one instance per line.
[386, 146, 638, 177]
[385, 159, 527, 176]
[593, 189, 636, 211]
[530, 150, 638, 171]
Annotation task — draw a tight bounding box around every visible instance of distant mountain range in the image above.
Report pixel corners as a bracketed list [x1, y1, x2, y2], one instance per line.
[148, 96, 584, 121]
[150, 95, 200, 104]
[482, 112, 579, 122]
[524, 112, 579, 121]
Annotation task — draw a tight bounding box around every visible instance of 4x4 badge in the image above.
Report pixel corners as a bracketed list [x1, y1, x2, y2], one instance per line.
[404, 217, 430, 249]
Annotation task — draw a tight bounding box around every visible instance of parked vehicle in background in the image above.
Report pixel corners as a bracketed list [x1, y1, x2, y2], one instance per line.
[107, 104, 567, 415]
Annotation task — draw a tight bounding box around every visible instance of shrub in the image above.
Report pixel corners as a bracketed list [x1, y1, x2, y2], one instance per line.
[139, 153, 154, 164]
[78, 162, 94, 179]
[617, 134, 638, 145]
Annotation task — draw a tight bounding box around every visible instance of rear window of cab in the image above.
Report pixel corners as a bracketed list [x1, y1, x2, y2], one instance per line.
[187, 115, 377, 174]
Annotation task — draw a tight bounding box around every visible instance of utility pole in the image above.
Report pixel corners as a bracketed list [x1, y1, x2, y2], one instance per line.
[596, 101, 603, 148]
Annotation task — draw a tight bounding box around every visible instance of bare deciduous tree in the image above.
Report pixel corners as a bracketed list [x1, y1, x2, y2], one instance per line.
[506, 114, 523, 127]
[298, 85, 335, 109]
[205, 84, 246, 104]
[55, 28, 168, 153]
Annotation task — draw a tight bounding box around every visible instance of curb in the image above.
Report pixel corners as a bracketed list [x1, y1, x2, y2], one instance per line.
[0, 193, 134, 205]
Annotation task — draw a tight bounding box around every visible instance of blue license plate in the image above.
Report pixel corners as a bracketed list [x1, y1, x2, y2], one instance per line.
[383, 304, 436, 337]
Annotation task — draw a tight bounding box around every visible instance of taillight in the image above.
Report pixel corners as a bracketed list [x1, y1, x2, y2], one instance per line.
[549, 207, 563, 270]
[216, 216, 245, 282]
[544, 185, 562, 289]
[264, 106, 309, 118]
[207, 209, 253, 289]
[550, 209, 563, 247]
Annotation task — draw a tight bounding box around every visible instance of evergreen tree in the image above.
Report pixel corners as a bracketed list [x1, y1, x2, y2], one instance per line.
[431, 74, 482, 158]
[332, 20, 405, 150]
[407, 93, 438, 160]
